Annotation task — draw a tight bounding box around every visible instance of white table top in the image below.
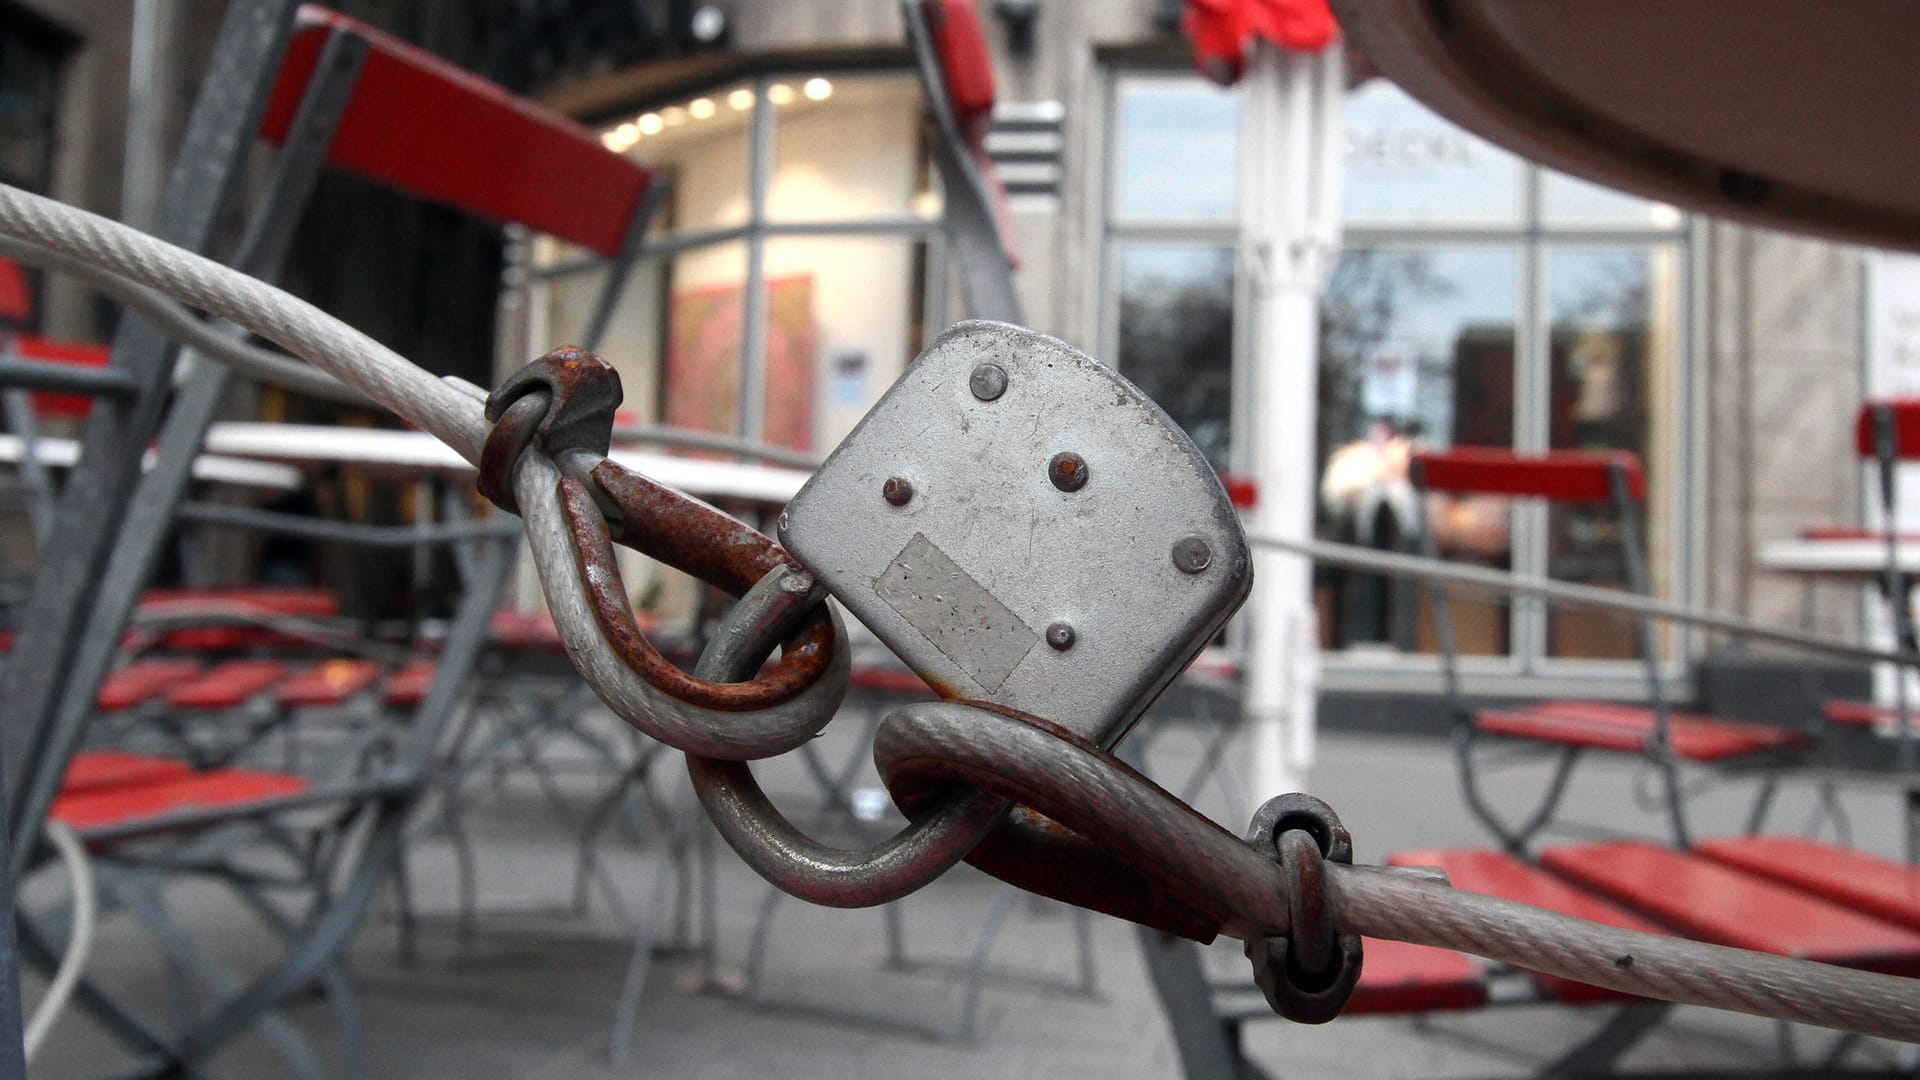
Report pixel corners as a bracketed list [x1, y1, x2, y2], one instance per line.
[201, 422, 810, 504]
[1756, 537, 1920, 580]
[0, 432, 303, 491]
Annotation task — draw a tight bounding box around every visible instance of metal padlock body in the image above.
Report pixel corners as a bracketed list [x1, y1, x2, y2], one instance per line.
[780, 320, 1251, 749]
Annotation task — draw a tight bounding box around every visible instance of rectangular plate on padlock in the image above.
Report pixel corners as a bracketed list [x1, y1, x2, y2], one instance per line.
[779, 320, 1251, 749]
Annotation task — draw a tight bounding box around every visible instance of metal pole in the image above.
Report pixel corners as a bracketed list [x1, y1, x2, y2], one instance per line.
[1240, 42, 1343, 809]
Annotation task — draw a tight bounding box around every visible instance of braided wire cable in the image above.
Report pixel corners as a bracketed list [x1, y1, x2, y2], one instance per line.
[877, 701, 1920, 1042]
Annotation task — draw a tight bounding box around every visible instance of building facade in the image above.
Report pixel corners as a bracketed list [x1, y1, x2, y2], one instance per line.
[6, 0, 1871, 702]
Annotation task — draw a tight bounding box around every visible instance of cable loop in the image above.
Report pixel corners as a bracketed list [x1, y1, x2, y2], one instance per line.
[485, 349, 848, 759]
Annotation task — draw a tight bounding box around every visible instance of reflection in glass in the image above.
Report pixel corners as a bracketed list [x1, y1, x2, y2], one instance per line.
[1545, 247, 1676, 659]
[1316, 247, 1518, 654]
[1114, 243, 1234, 470]
[1112, 77, 1240, 222]
[1342, 83, 1522, 225]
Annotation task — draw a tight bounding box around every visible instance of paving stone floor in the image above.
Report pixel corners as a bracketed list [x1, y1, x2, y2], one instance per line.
[25, 701, 1920, 1078]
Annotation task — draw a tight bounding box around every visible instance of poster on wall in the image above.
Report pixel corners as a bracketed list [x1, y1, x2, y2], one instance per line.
[664, 273, 817, 451]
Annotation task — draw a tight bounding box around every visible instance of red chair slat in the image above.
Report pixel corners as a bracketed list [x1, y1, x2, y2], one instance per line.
[1413, 447, 1646, 503]
[61, 751, 192, 796]
[140, 586, 339, 619]
[489, 609, 582, 651]
[1823, 699, 1904, 726]
[258, 6, 656, 257]
[848, 666, 938, 696]
[1388, 847, 1661, 1002]
[1542, 841, 1920, 975]
[1475, 701, 1810, 762]
[0, 256, 30, 323]
[277, 659, 382, 706]
[15, 335, 113, 419]
[1345, 937, 1487, 1014]
[51, 769, 309, 834]
[95, 659, 204, 712]
[1696, 836, 1920, 933]
[380, 661, 438, 708]
[1854, 400, 1920, 460]
[166, 660, 290, 710]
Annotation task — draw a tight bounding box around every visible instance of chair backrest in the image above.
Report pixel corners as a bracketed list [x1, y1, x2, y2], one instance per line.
[1412, 447, 1646, 504]
[258, 6, 659, 259]
[1411, 445, 1662, 721]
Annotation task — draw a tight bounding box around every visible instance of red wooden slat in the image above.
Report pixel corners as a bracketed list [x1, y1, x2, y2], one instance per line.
[51, 769, 309, 834]
[1345, 937, 1487, 1014]
[95, 659, 203, 712]
[1823, 699, 1900, 726]
[1388, 847, 1661, 1003]
[166, 660, 289, 710]
[1695, 836, 1920, 934]
[1413, 447, 1645, 503]
[15, 334, 113, 419]
[380, 661, 437, 708]
[276, 659, 382, 706]
[1542, 841, 1920, 975]
[1854, 401, 1920, 460]
[258, 6, 656, 257]
[1799, 527, 1920, 542]
[140, 586, 339, 619]
[0, 256, 30, 323]
[848, 666, 937, 696]
[1474, 701, 1810, 762]
[61, 751, 191, 796]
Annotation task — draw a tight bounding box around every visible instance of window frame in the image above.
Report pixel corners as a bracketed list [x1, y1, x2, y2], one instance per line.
[1097, 66, 1700, 695]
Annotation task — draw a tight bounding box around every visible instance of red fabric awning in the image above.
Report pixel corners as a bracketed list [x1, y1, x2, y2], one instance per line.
[1184, 0, 1337, 85]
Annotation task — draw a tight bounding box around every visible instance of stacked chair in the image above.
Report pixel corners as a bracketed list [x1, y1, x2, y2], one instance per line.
[0, 3, 664, 1072]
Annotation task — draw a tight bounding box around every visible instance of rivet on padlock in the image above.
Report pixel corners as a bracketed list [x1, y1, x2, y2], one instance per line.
[779, 320, 1251, 748]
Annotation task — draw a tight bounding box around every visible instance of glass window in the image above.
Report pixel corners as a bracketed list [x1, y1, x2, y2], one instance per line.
[1113, 243, 1236, 470]
[761, 234, 927, 452]
[1316, 247, 1519, 653]
[1111, 76, 1240, 223]
[1343, 82, 1522, 226]
[601, 82, 755, 232]
[768, 74, 933, 223]
[1545, 246, 1681, 659]
[527, 70, 939, 457]
[1099, 71, 1694, 674]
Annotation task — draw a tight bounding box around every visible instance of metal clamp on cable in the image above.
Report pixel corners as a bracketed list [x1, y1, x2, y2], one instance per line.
[1243, 793, 1364, 1024]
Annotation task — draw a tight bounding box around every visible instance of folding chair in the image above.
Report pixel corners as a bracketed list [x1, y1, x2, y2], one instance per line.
[1412, 447, 1814, 853]
[1, 3, 660, 1069]
[16, 509, 518, 1076]
[3, 1, 665, 887]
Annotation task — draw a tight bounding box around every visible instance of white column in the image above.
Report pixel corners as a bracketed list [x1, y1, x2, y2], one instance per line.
[1239, 42, 1344, 807]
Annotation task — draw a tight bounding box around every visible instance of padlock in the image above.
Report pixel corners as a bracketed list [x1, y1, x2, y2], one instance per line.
[779, 320, 1251, 748]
